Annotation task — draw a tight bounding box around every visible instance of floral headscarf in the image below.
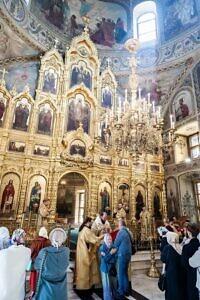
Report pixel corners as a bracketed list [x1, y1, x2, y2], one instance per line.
[166, 231, 182, 255]
[0, 227, 10, 250]
[49, 228, 66, 248]
[11, 228, 26, 245]
[104, 233, 112, 248]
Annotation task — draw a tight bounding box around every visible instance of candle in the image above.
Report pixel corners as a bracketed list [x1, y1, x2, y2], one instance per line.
[147, 93, 150, 104]
[105, 114, 108, 128]
[158, 106, 161, 119]
[125, 89, 128, 102]
[98, 122, 101, 136]
[118, 97, 121, 114]
[138, 88, 141, 100]
[170, 114, 173, 128]
[152, 101, 155, 113]
[172, 121, 175, 129]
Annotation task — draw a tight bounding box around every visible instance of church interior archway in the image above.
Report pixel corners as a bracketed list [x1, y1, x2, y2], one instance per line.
[56, 172, 88, 224]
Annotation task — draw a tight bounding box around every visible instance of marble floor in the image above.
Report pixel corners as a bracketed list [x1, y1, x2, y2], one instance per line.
[67, 265, 165, 300]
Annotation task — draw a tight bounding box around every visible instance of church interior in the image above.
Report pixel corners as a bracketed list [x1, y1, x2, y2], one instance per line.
[0, 0, 200, 299]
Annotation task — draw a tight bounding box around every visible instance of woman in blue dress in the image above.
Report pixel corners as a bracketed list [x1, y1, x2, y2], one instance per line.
[34, 228, 70, 300]
[99, 233, 117, 300]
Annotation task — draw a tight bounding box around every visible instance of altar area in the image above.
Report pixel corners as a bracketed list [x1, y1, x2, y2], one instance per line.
[0, 26, 167, 240]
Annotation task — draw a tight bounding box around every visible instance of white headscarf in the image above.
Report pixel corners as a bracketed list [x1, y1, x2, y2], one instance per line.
[49, 228, 67, 249]
[39, 227, 48, 239]
[166, 231, 182, 255]
[0, 227, 10, 250]
[11, 228, 26, 245]
[104, 233, 112, 248]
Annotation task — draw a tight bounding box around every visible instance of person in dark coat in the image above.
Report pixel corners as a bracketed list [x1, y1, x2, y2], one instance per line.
[161, 231, 183, 300]
[181, 223, 200, 300]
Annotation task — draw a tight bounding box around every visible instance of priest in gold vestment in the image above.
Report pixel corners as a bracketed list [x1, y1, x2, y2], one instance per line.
[75, 217, 103, 290]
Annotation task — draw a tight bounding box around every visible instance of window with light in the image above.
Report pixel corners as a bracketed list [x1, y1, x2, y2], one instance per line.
[189, 133, 200, 159]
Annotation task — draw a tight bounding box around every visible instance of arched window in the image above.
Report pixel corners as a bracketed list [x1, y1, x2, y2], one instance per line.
[133, 1, 157, 43]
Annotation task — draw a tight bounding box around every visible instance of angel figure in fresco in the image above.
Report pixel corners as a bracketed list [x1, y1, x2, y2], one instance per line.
[0, 98, 6, 125]
[29, 181, 41, 213]
[0, 179, 15, 213]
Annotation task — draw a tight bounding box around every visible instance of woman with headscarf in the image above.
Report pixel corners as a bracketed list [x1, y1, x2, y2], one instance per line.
[75, 217, 103, 294]
[99, 233, 117, 300]
[29, 227, 51, 296]
[0, 228, 31, 300]
[34, 227, 69, 300]
[0, 226, 11, 250]
[161, 231, 184, 300]
[181, 223, 200, 300]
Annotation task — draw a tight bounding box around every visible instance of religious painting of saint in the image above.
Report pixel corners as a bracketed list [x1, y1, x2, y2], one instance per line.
[8, 141, 25, 153]
[153, 190, 162, 220]
[118, 183, 129, 208]
[67, 94, 90, 134]
[172, 90, 193, 122]
[100, 122, 111, 146]
[0, 173, 20, 219]
[99, 155, 112, 165]
[118, 158, 129, 166]
[102, 87, 112, 108]
[0, 97, 6, 127]
[42, 68, 57, 94]
[34, 145, 50, 156]
[99, 182, 111, 213]
[150, 165, 160, 172]
[70, 64, 91, 90]
[70, 139, 86, 157]
[166, 177, 179, 218]
[37, 104, 53, 135]
[12, 98, 31, 131]
[26, 175, 46, 213]
[135, 190, 145, 220]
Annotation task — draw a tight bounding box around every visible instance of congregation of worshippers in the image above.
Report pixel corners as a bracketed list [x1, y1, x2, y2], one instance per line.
[0, 213, 200, 300]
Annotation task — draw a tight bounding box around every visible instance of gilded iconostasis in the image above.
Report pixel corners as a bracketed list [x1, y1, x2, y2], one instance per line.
[0, 0, 200, 228]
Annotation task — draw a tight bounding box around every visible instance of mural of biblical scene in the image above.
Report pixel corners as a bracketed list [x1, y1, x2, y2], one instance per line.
[163, 0, 198, 41]
[166, 177, 180, 218]
[0, 96, 7, 127]
[172, 90, 193, 122]
[135, 187, 145, 221]
[12, 98, 31, 131]
[193, 61, 200, 109]
[3, 0, 25, 22]
[153, 190, 162, 220]
[99, 181, 111, 213]
[118, 184, 130, 212]
[0, 173, 20, 219]
[70, 139, 86, 157]
[100, 155, 112, 165]
[70, 62, 91, 90]
[102, 86, 112, 108]
[5, 61, 39, 98]
[67, 94, 90, 134]
[8, 141, 25, 153]
[118, 158, 129, 167]
[42, 68, 58, 94]
[26, 175, 46, 213]
[37, 104, 53, 135]
[137, 79, 165, 105]
[34, 145, 50, 156]
[31, 0, 128, 47]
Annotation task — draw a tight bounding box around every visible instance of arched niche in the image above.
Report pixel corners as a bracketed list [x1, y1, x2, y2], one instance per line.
[98, 181, 112, 214]
[118, 183, 130, 206]
[153, 187, 162, 220]
[135, 184, 146, 220]
[57, 172, 88, 224]
[0, 172, 20, 219]
[26, 175, 47, 213]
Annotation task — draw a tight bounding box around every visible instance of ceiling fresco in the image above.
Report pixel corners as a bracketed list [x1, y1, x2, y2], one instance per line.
[30, 0, 129, 48]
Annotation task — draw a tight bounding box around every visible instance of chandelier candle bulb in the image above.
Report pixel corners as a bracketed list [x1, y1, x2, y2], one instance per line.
[152, 101, 155, 113]
[147, 92, 151, 104]
[138, 87, 141, 100]
[98, 123, 101, 136]
[170, 114, 173, 128]
[125, 89, 128, 102]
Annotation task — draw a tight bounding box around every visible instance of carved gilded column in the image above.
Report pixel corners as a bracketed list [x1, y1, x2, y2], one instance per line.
[47, 165, 59, 223]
